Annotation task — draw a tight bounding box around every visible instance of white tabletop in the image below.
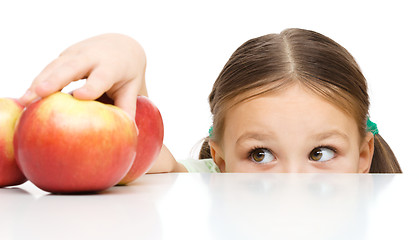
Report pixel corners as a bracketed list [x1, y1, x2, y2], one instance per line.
[1, 173, 418, 240]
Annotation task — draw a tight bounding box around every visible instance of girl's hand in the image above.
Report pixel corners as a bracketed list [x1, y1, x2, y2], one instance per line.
[19, 33, 147, 119]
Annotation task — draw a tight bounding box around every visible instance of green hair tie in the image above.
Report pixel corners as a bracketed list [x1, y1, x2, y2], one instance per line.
[367, 118, 379, 135]
[209, 125, 214, 138]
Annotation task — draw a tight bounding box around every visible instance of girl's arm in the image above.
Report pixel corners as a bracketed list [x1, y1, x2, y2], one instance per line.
[19, 33, 186, 173]
[149, 145, 187, 173]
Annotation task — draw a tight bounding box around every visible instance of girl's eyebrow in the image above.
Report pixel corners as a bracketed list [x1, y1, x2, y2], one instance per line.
[236, 130, 350, 144]
[313, 130, 350, 142]
[236, 131, 276, 144]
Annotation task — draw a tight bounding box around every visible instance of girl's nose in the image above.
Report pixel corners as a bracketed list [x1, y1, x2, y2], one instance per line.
[281, 160, 308, 173]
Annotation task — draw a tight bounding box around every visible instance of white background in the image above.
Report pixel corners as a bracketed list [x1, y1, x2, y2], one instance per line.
[1, 0, 417, 173]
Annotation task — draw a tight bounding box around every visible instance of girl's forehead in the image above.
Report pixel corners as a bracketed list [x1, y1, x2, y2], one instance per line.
[223, 84, 359, 141]
[229, 84, 323, 115]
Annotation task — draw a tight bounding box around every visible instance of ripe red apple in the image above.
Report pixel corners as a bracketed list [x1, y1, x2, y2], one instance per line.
[119, 96, 164, 185]
[14, 92, 137, 193]
[96, 93, 164, 185]
[0, 98, 26, 187]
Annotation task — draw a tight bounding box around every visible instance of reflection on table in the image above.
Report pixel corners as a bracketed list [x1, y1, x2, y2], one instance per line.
[0, 173, 417, 240]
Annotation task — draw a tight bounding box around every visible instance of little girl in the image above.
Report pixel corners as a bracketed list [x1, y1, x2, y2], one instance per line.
[19, 28, 402, 173]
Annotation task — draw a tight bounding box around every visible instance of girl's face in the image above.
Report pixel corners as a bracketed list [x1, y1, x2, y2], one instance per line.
[210, 84, 374, 173]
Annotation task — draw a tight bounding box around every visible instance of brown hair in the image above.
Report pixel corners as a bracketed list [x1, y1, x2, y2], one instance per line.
[199, 28, 401, 173]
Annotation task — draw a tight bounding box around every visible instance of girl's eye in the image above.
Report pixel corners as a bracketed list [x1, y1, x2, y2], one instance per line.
[309, 147, 335, 162]
[249, 148, 275, 164]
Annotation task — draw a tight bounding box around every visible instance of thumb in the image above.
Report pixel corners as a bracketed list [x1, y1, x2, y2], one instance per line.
[114, 91, 138, 136]
[113, 89, 138, 122]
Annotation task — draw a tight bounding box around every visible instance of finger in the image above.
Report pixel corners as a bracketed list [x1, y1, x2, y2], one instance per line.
[72, 67, 115, 101]
[18, 89, 40, 106]
[19, 58, 61, 105]
[112, 83, 139, 121]
[35, 60, 92, 97]
[19, 58, 91, 106]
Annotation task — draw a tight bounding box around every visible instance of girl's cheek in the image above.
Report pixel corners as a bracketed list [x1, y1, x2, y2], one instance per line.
[311, 155, 359, 173]
[225, 157, 257, 173]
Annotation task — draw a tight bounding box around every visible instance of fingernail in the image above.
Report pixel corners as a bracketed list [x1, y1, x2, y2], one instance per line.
[19, 90, 37, 105]
[129, 113, 139, 135]
[135, 124, 139, 136]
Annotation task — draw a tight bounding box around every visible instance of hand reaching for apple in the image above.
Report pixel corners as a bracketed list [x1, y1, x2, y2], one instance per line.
[19, 33, 147, 120]
[16, 33, 184, 179]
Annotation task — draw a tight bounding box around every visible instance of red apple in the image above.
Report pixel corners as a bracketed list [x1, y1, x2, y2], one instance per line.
[14, 92, 137, 193]
[118, 96, 164, 185]
[96, 93, 164, 185]
[0, 98, 26, 187]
